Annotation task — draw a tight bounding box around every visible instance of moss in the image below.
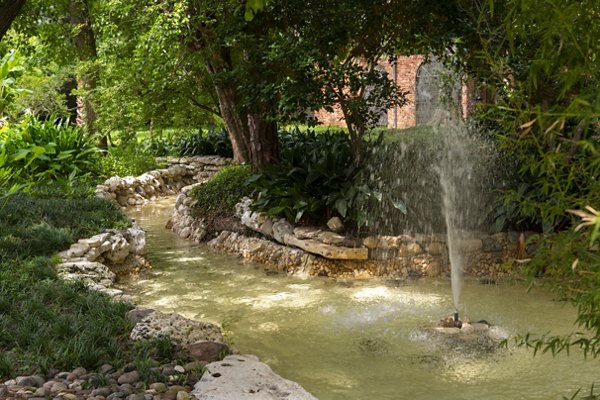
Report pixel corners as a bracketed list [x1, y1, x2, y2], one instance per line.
[189, 165, 252, 224]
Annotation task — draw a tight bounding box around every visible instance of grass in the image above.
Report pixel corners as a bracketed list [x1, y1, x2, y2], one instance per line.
[0, 192, 183, 379]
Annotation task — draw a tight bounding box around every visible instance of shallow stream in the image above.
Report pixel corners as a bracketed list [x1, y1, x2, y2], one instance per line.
[122, 199, 599, 400]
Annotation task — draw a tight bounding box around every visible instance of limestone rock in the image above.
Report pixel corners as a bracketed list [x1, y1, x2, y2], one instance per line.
[192, 355, 317, 400]
[104, 234, 131, 264]
[125, 224, 146, 255]
[130, 310, 223, 345]
[293, 227, 321, 240]
[398, 242, 423, 257]
[285, 235, 368, 260]
[317, 231, 346, 246]
[56, 261, 116, 286]
[272, 220, 293, 244]
[326, 216, 344, 233]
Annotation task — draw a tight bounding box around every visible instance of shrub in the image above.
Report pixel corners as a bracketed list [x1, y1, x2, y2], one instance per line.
[247, 128, 403, 230]
[176, 127, 233, 158]
[189, 165, 252, 225]
[97, 144, 159, 179]
[1, 117, 101, 183]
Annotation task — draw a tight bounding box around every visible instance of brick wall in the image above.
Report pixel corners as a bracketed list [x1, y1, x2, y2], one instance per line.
[315, 55, 474, 129]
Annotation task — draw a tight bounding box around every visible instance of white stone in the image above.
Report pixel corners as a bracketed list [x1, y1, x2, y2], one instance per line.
[126, 224, 146, 254]
[61, 242, 90, 259]
[192, 355, 317, 400]
[104, 235, 131, 264]
[56, 261, 116, 286]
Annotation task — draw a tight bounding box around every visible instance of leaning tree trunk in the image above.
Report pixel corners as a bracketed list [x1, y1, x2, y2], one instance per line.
[213, 83, 251, 164]
[0, 0, 26, 42]
[69, 0, 104, 146]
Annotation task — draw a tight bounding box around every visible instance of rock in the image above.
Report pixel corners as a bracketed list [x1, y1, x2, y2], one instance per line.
[127, 394, 146, 400]
[117, 371, 140, 385]
[192, 355, 317, 400]
[126, 224, 146, 255]
[457, 239, 482, 252]
[326, 216, 344, 233]
[398, 242, 423, 257]
[91, 387, 112, 397]
[362, 236, 378, 249]
[149, 382, 167, 393]
[127, 308, 155, 325]
[177, 391, 190, 400]
[60, 242, 90, 259]
[55, 261, 116, 286]
[427, 242, 446, 255]
[71, 367, 87, 378]
[174, 365, 185, 374]
[317, 231, 346, 246]
[293, 227, 320, 240]
[15, 375, 45, 388]
[130, 310, 224, 345]
[482, 237, 503, 252]
[272, 220, 293, 244]
[50, 382, 68, 393]
[285, 235, 368, 260]
[186, 341, 231, 364]
[104, 235, 131, 264]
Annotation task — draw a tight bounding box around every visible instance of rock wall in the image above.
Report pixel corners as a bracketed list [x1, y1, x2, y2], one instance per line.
[95, 156, 231, 207]
[166, 183, 209, 242]
[171, 191, 531, 279]
[56, 224, 149, 301]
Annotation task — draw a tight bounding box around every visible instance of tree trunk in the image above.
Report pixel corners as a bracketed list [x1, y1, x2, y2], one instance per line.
[247, 114, 279, 168]
[69, 0, 103, 146]
[213, 84, 251, 164]
[0, 0, 26, 42]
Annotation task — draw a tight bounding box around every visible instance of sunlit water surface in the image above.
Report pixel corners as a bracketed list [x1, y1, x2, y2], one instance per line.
[122, 199, 599, 400]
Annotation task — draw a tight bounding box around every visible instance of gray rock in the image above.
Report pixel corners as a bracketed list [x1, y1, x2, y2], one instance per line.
[15, 375, 45, 388]
[192, 355, 317, 400]
[126, 394, 146, 400]
[91, 387, 112, 397]
[117, 371, 140, 385]
[130, 310, 223, 345]
[272, 220, 293, 244]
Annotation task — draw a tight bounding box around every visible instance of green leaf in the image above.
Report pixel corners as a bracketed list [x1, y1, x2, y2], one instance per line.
[390, 198, 407, 215]
[335, 198, 348, 218]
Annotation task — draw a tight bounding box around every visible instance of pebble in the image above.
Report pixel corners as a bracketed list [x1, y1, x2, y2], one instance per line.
[1, 361, 195, 400]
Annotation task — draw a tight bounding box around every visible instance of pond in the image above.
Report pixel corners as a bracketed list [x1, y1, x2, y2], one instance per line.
[122, 199, 599, 400]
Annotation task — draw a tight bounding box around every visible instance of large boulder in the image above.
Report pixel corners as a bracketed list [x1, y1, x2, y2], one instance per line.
[130, 310, 224, 345]
[192, 355, 317, 400]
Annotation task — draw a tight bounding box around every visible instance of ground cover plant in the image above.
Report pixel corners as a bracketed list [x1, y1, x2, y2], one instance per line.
[0, 192, 189, 379]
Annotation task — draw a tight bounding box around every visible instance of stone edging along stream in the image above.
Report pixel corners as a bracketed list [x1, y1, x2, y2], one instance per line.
[39, 155, 316, 400]
[168, 187, 534, 281]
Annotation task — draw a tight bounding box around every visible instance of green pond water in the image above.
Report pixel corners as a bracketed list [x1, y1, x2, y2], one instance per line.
[123, 199, 599, 400]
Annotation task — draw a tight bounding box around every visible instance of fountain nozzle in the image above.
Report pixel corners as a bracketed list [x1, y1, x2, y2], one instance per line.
[453, 309, 459, 322]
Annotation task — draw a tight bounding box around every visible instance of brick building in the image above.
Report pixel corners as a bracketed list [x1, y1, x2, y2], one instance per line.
[315, 55, 476, 129]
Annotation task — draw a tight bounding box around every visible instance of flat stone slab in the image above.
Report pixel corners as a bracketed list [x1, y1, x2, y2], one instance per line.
[192, 355, 317, 400]
[285, 235, 368, 260]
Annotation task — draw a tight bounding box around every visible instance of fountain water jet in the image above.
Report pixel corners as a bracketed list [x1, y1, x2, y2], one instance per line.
[436, 122, 493, 324]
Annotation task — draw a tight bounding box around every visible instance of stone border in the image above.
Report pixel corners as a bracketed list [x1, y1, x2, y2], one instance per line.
[95, 156, 231, 207]
[169, 190, 532, 279]
[56, 224, 148, 301]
